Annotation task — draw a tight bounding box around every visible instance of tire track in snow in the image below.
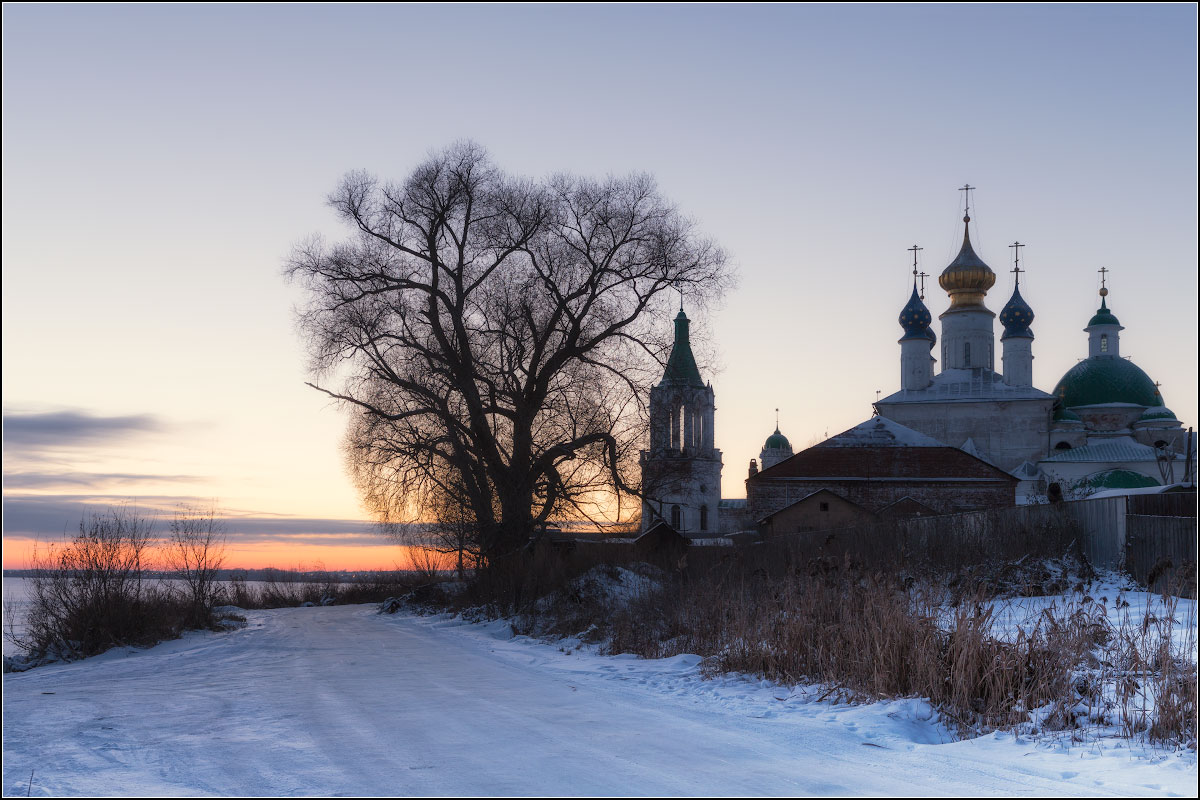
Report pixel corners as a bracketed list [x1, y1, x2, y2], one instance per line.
[4, 605, 1195, 796]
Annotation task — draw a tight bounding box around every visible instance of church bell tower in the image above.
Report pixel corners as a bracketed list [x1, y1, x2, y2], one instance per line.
[640, 308, 722, 535]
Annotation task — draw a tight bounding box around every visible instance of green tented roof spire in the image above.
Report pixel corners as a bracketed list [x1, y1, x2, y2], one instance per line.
[662, 309, 705, 386]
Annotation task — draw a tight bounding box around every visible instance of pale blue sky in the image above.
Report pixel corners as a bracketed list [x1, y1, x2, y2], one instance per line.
[3, 4, 1196, 566]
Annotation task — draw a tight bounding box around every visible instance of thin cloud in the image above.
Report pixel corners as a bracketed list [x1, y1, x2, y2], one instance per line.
[1, 494, 392, 547]
[3, 410, 168, 452]
[3, 472, 202, 490]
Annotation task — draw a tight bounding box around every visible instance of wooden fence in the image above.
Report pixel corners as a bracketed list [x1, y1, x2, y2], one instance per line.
[1126, 515, 1197, 594]
[737, 491, 1196, 586]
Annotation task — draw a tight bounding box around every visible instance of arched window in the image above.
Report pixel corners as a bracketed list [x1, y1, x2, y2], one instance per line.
[671, 505, 681, 529]
[699, 505, 708, 532]
[1154, 440, 1168, 449]
[1101, 334, 1109, 353]
[1054, 441, 1072, 450]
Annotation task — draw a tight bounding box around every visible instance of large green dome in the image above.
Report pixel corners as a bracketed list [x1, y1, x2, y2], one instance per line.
[1053, 357, 1159, 408]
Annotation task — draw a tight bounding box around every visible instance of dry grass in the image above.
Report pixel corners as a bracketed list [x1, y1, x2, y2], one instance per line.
[455, 545, 1196, 748]
[225, 566, 425, 609]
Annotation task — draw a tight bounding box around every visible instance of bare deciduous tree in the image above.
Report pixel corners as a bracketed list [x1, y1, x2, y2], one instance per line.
[164, 506, 227, 627]
[288, 141, 731, 563]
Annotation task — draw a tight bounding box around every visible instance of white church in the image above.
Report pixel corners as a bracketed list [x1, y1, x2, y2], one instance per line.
[640, 195, 1193, 536]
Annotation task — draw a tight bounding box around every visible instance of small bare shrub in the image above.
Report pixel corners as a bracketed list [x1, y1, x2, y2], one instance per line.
[164, 506, 227, 628]
[14, 507, 177, 661]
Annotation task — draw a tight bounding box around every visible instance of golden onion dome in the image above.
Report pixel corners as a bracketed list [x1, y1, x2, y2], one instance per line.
[939, 215, 996, 309]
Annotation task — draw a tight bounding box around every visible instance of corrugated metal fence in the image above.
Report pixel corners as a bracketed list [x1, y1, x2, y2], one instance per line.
[1061, 496, 1129, 570]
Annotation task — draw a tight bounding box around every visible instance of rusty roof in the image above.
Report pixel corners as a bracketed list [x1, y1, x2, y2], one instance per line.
[751, 444, 1017, 484]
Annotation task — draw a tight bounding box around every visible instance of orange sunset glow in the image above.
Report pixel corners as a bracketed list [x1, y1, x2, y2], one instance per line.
[1, 537, 424, 573]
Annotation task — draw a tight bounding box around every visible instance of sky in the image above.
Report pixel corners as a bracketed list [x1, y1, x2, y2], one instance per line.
[3, 4, 1196, 569]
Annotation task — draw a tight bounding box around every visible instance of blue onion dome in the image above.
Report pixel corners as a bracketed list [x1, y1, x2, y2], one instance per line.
[1087, 290, 1121, 328]
[939, 215, 996, 309]
[999, 284, 1034, 338]
[898, 283, 932, 336]
[925, 326, 937, 349]
[764, 427, 791, 451]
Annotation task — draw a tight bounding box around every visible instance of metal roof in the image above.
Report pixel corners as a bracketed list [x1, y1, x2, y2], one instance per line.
[878, 368, 1053, 404]
[1041, 438, 1166, 463]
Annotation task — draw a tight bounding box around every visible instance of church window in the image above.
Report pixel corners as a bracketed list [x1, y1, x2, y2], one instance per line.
[819, 502, 829, 512]
[964, 342, 971, 367]
[1154, 440, 1168, 449]
[1101, 334, 1109, 353]
[700, 505, 708, 531]
[671, 505, 681, 529]
[1054, 441, 1072, 450]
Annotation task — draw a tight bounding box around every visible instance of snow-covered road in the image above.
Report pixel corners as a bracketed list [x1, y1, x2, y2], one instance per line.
[3, 604, 1194, 796]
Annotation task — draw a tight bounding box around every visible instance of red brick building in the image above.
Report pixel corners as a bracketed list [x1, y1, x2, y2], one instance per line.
[746, 416, 1017, 532]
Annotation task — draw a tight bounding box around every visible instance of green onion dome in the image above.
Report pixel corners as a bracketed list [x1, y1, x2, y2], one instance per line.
[1138, 406, 1177, 422]
[764, 428, 791, 451]
[999, 284, 1034, 339]
[1053, 357, 1159, 409]
[1053, 405, 1082, 423]
[899, 283, 932, 337]
[1087, 294, 1121, 328]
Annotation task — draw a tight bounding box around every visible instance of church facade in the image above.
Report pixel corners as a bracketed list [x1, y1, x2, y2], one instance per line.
[640, 195, 1192, 536]
[872, 208, 1190, 496]
[874, 211, 1056, 473]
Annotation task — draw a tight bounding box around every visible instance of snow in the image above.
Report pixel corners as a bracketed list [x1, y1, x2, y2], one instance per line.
[818, 415, 948, 448]
[3, 600, 1195, 796]
[879, 368, 1054, 403]
[1088, 484, 1191, 499]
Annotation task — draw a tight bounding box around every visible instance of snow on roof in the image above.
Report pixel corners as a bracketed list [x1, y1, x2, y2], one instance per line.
[959, 437, 995, 465]
[817, 415, 947, 448]
[687, 537, 735, 547]
[1087, 484, 1177, 499]
[878, 368, 1053, 404]
[1010, 461, 1043, 480]
[1040, 436, 1168, 464]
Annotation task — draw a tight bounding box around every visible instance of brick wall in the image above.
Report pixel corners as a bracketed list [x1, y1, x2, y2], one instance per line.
[748, 478, 1013, 523]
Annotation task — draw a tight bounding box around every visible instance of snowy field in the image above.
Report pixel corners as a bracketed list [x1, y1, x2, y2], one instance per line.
[3, 598, 1196, 796]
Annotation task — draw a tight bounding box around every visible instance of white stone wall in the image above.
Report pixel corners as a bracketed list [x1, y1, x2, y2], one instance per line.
[640, 453, 723, 534]
[1001, 336, 1033, 388]
[759, 446, 792, 471]
[940, 307, 996, 371]
[643, 379, 723, 534]
[1087, 323, 1122, 358]
[900, 336, 934, 391]
[878, 398, 1054, 472]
